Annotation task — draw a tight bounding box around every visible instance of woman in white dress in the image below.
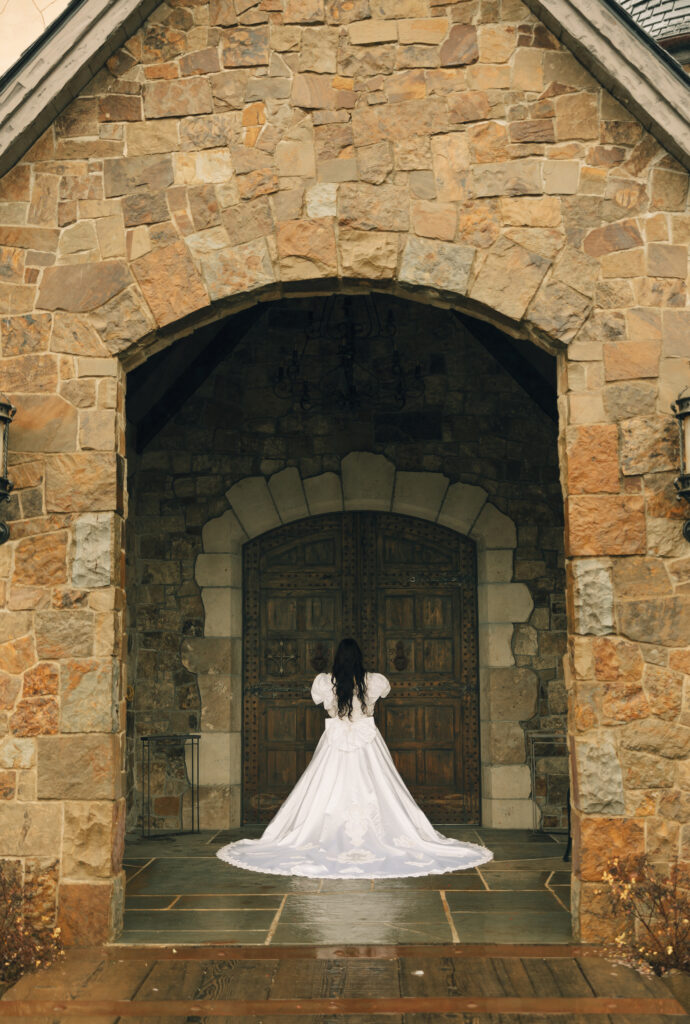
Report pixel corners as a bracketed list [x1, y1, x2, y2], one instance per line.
[216, 638, 492, 878]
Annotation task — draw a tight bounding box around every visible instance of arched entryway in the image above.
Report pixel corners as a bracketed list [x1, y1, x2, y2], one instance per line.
[243, 510, 480, 824]
[188, 440, 546, 834]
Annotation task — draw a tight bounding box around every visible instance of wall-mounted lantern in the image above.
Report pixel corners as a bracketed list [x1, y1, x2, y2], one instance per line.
[0, 393, 16, 545]
[672, 389, 690, 542]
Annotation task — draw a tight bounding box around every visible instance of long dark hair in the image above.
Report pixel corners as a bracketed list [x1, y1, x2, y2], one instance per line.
[331, 638, 367, 719]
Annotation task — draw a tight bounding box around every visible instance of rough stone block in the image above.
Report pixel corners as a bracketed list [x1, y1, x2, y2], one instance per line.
[341, 452, 395, 510]
[339, 183, 409, 232]
[567, 424, 619, 495]
[471, 502, 517, 549]
[200, 238, 275, 300]
[304, 472, 343, 515]
[488, 667, 538, 720]
[227, 476, 280, 537]
[37, 262, 132, 313]
[181, 637, 234, 676]
[103, 155, 174, 198]
[202, 586, 240, 638]
[572, 558, 613, 636]
[198, 731, 241, 786]
[306, 184, 337, 219]
[144, 79, 213, 118]
[349, 20, 397, 44]
[483, 763, 531, 800]
[618, 596, 690, 648]
[0, 802, 61, 856]
[62, 801, 116, 879]
[72, 513, 112, 588]
[567, 496, 646, 556]
[431, 133, 470, 202]
[202, 510, 248, 554]
[399, 237, 475, 294]
[268, 467, 309, 522]
[13, 532, 67, 587]
[579, 817, 645, 882]
[575, 737, 625, 814]
[35, 611, 94, 659]
[0, 736, 35, 769]
[391, 470, 448, 520]
[487, 721, 525, 764]
[57, 881, 114, 946]
[437, 482, 487, 535]
[339, 228, 398, 279]
[477, 548, 513, 583]
[60, 658, 117, 733]
[37, 735, 119, 800]
[479, 623, 515, 668]
[469, 236, 550, 320]
[132, 242, 209, 327]
[195, 554, 236, 587]
[483, 797, 535, 829]
[479, 583, 533, 624]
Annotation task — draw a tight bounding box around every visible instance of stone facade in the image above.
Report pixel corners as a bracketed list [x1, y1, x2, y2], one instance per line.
[0, 0, 686, 945]
[126, 296, 566, 834]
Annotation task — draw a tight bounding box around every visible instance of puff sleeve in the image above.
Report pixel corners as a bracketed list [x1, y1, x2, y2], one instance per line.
[311, 673, 335, 708]
[368, 672, 391, 702]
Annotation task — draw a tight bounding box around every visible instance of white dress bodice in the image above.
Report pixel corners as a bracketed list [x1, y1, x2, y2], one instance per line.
[310, 671, 391, 721]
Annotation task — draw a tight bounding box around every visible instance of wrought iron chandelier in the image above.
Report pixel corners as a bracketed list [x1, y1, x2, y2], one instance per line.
[272, 295, 424, 413]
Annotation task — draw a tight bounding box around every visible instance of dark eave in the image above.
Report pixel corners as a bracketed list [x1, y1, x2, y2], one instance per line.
[0, 0, 160, 180]
[524, 0, 690, 173]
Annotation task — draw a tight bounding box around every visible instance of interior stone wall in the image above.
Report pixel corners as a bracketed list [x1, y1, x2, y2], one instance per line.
[0, 0, 686, 947]
[127, 295, 566, 832]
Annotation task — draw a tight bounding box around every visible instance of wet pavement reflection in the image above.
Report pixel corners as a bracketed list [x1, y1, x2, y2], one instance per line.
[120, 826, 571, 946]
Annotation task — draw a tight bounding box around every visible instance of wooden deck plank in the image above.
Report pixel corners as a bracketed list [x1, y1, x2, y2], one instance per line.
[397, 956, 458, 997]
[578, 958, 673, 999]
[132, 959, 206, 1001]
[342, 959, 399, 999]
[490, 956, 538, 997]
[522, 956, 595, 998]
[194, 959, 277, 1002]
[270, 959, 327, 999]
[0, 995, 685, 1016]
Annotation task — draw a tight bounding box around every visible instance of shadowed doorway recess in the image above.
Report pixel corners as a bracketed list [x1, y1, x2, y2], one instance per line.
[243, 512, 479, 825]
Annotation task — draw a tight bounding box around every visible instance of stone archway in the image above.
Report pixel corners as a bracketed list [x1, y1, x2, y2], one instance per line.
[0, 0, 686, 947]
[190, 452, 536, 831]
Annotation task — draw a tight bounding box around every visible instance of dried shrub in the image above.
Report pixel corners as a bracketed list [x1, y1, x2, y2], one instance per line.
[0, 861, 64, 988]
[596, 855, 690, 976]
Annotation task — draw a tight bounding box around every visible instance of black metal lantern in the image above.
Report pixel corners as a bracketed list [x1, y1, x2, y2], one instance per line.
[273, 295, 424, 414]
[0, 393, 16, 545]
[672, 389, 690, 542]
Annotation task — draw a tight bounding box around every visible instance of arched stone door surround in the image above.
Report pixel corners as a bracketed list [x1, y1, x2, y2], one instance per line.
[191, 452, 536, 831]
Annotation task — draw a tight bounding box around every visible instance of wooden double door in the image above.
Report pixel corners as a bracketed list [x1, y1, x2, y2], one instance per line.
[242, 512, 480, 824]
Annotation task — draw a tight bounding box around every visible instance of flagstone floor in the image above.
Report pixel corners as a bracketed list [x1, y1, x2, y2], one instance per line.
[120, 827, 571, 946]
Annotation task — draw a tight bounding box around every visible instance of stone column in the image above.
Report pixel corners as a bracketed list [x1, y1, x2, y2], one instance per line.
[1, 346, 127, 945]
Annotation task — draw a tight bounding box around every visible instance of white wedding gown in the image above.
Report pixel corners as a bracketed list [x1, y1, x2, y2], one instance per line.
[216, 672, 493, 878]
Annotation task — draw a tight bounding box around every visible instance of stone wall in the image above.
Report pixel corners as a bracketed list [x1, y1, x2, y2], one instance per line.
[127, 295, 566, 832]
[0, 0, 687, 944]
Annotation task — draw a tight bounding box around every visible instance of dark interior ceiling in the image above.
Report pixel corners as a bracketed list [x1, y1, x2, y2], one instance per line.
[126, 300, 557, 452]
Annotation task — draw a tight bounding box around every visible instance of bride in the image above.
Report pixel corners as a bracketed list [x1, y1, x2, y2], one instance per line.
[216, 638, 493, 878]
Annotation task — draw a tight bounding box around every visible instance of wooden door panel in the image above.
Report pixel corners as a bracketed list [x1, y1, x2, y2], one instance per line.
[384, 595, 415, 630]
[392, 749, 417, 781]
[265, 749, 298, 787]
[424, 705, 455, 745]
[424, 749, 455, 787]
[244, 511, 480, 824]
[422, 638, 453, 673]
